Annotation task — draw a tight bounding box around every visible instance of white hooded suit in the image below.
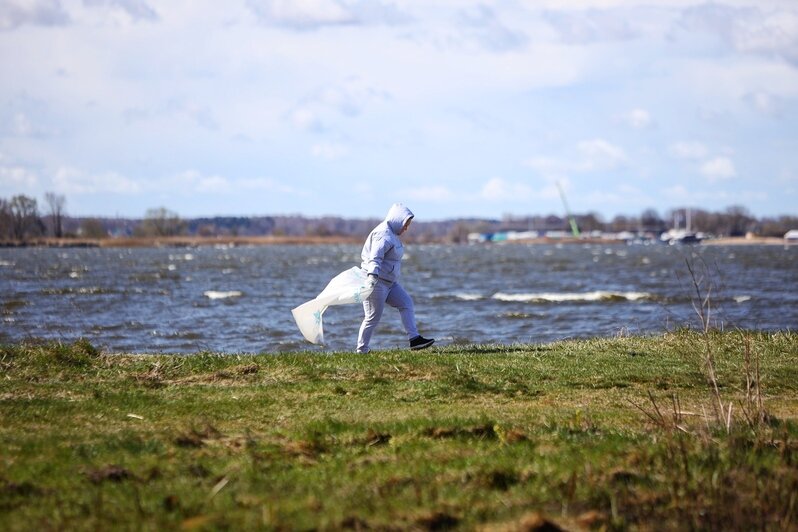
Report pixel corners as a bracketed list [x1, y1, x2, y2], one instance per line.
[357, 203, 419, 353]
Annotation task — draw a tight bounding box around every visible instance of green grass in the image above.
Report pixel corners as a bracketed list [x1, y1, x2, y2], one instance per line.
[1, 330, 797, 530]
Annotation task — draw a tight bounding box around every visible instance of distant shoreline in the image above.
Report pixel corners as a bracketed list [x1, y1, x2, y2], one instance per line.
[0, 235, 793, 248]
[701, 236, 790, 245]
[0, 235, 363, 248]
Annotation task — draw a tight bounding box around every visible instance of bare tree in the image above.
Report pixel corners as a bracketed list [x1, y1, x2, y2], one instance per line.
[640, 208, 665, 233]
[135, 207, 186, 237]
[0, 198, 12, 240]
[80, 218, 107, 239]
[576, 212, 604, 232]
[9, 195, 43, 241]
[725, 205, 754, 236]
[45, 192, 66, 238]
[609, 214, 632, 232]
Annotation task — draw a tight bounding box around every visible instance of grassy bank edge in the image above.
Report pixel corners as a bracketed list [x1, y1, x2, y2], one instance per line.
[1, 330, 797, 530]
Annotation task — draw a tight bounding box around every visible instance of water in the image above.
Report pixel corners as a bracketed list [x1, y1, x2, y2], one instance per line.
[2, 243, 796, 353]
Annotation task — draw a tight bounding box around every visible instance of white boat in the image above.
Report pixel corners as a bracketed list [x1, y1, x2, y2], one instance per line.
[661, 208, 702, 244]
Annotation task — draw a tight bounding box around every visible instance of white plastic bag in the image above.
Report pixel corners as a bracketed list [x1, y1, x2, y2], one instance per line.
[291, 267, 374, 345]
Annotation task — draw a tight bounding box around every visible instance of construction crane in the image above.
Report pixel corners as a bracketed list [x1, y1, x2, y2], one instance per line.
[556, 181, 581, 238]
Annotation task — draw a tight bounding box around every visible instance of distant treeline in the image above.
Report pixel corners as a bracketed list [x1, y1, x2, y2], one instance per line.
[2, 193, 797, 244]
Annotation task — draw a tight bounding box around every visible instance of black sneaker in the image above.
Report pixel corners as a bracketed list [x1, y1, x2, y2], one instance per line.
[410, 335, 435, 350]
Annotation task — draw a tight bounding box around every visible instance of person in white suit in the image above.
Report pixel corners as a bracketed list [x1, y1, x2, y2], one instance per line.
[357, 203, 434, 354]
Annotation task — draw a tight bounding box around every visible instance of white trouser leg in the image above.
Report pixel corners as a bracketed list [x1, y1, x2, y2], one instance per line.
[385, 282, 419, 341]
[357, 280, 419, 353]
[357, 280, 388, 353]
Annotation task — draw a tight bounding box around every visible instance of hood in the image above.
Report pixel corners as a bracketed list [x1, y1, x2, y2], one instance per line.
[384, 203, 414, 234]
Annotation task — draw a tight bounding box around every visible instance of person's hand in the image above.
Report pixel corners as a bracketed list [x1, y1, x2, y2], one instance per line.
[366, 274, 378, 288]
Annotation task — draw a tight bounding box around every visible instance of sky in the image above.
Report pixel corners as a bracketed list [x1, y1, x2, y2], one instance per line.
[1, 0, 797, 221]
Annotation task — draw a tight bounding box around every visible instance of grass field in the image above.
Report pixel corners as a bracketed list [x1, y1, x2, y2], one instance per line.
[1, 330, 797, 530]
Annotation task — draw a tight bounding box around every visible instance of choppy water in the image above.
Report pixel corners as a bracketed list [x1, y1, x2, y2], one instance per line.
[2, 243, 796, 353]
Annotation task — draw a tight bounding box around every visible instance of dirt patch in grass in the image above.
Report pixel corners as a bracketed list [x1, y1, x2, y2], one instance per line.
[2, 480, 42, 497]
[422, 423, 497, 440]
[415, 510, 460, 531]
[174, 423, 224, 448]
[85, 465, 133, 484]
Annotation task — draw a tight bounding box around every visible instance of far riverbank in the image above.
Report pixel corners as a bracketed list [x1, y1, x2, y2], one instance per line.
[0, 235, 363, 248]
[1, 235, 793, 248]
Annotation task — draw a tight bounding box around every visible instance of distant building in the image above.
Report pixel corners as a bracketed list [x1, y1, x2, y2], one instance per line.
[785, 229, 798, 241]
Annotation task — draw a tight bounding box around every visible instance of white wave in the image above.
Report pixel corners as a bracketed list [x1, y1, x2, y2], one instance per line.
[455, 293, 484, 301]
[168, 253, 194, 261]
[77, 287, 106, 294]
[492, 291, 652, 303]
[204, 290, 243, 300]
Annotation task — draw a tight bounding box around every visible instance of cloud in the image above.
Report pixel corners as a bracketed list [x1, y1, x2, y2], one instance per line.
[311, 141, 348, 160]
[122, 107, 150, 125]
[0, 0, 159, 29]
[403, 185, 455, 203]
[317, 84, 364, 117]
[353, 181, 374, 195]
[42, 165, 302, 200]
[82, 0, 158, 22]
[290, 77, 390, 131]
[526, 139, 627, 179]
[403, 4, 532, 55]
[291, 108, 323, 131]
[168, 172, 303, 196]
[735, 10, 798, 64]
[674, 4, 798, 65]
[191, 107, 220, 131]
[170, 170, 230, 193]
[247, 0, 353, 30]
[123, 100, 219, 130]
[0, 2, 793, 220]
[0, 0, 69, 30]
[661, 184, 690, 201]
[53, 167, 141, 195]
[120, 99, 217, 132]
[669, 141, 708, 160]
[480, 177, 534, 202]
[700, 157, 736, 182]
[456, 5, 527, 52]
[543, 7, 640, 44]
[239, 177, 298, 194]
[44, 166, 301, 200]
[619, 108, 653, 129]
[660, 182, 767, 207]
[524, 157, 564, 177]
[743, 90, 783, 116]
[0, 163, 39, 191]
[195, 175, 228, 193]
[583, 183, 656, 210]
[165, 100, 220, 131]
[10, 112, 35, 137]
[776, 169, 798, 185]
[0, 95, 63, 139]
[576, 139, 627, 170]
[246, 0, 408, 31]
